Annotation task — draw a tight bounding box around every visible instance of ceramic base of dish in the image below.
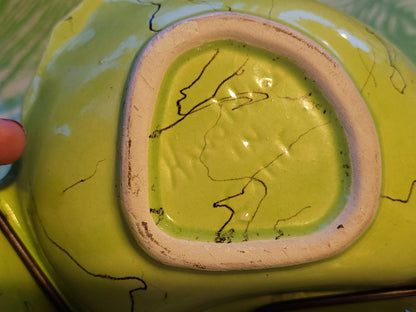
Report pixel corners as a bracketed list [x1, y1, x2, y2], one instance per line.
[122, 12, 381, 270]
[148, 39, 351, 243]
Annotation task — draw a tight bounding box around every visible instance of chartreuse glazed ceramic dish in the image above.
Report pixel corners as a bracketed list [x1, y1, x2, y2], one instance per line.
[0, 0, 416, 311]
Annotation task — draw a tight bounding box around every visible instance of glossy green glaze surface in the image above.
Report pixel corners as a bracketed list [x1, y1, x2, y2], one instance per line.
[1, 0, 416, 311]
[149, 39, 351, 243]
[0, 223, 56, 312]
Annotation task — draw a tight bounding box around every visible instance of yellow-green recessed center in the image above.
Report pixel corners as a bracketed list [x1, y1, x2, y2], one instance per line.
[148, 40, 351, 243]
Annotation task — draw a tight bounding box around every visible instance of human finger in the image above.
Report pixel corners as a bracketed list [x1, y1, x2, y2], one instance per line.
[0, 119, 27, 165]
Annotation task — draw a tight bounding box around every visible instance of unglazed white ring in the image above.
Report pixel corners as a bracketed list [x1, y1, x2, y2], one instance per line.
[121, 12, 381, 271]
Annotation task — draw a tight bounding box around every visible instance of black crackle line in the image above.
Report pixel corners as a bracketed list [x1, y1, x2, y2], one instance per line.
[175, 48, 267, 115]
[253, 123, 328, 178]
[176, 49, 220, 116]
[137, 1, 162, 32]
[366, 27, 407, 94]
[150, 52, 263, 138]
[62, 159, 105, 193]
[268, 0, 276, 19]
[0, 211, 71, 311]
[242, 178, 267, 241]
[228, 92, 269, 111]
[275, 92, 317, 107]
[273, 205, 312, 239]
[382, 179, 416, 203]
[212, 201, 235, 243]
[34, 203, 146, 312]
[213, 177, 268, 243]
[357, 48, 377, 92]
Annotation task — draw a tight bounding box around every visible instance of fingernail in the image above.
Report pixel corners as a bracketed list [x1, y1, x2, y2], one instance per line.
[1, 119, 26, 136]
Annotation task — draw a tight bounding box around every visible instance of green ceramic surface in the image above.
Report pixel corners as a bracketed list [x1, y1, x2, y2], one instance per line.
[292, 296, 416, 312]
[0, 1, 81, 311]
[149, 39, 351, 243]
[0, 0, 416, 311]
[0, 216, 56, 312]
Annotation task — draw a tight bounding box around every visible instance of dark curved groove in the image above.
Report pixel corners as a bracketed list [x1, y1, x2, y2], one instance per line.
[191, 91, 269, 116]
[382, 179, 416, 203]
[148, 2, 161, 32]
[274, 205, 312, 228]
[230, 92, 270, 110]
[36, 210, 146, 312]
[242, 177, 268, 241]
[268, 0, 276, 19]
[62, 159, 105, 193]
[150, 55, 248, 138]
[256, 286, 416, 311]
[358, 48, 377, 92]
[0, 211, 71, 312]
[213, 202, 235, 243]
[198, 104, 252, 183]
[176, 49, 220, 116]
[365, 27, 407, 94]
[212, 177, 267, 243]
[253, 123, 328, 178]
[137, 1, 162, 32]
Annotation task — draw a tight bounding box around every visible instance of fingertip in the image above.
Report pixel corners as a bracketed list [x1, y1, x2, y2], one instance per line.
[0, 119, 27, 165]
